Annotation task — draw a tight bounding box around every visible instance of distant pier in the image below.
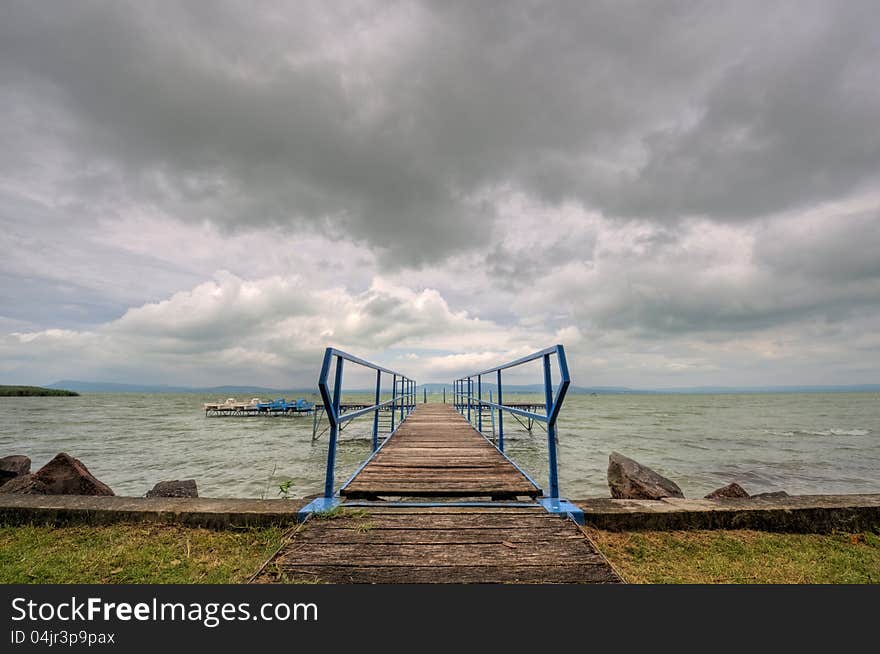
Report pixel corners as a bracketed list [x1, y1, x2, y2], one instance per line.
[204, 397, 315, 417]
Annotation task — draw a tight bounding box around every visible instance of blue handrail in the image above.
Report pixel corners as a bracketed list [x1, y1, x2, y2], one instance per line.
[453, 344, 570, 499]
[317, 347, 417, 499]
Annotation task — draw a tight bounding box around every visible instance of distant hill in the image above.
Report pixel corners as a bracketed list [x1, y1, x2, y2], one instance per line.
[420, 382, 654, 395]
[0, 385, 78, 397]
[46, 379, 880, 395]
[47, 380, 315, 395]
[419, 382, 880, 395]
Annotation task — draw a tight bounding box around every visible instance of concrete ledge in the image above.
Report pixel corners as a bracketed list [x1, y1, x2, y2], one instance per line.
[1, 494, 878, 533]
[575, 494, 880, 533]
[0, 496, 306, 529]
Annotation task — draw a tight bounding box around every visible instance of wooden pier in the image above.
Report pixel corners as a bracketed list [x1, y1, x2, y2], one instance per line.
[340, 404, 539, 499]
[255, 403, 622, 584]
[255, 345, 621, 583]
[254, 505, 622, 584]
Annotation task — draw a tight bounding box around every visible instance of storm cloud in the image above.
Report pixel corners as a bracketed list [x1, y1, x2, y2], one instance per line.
[1, 1, 879, 387]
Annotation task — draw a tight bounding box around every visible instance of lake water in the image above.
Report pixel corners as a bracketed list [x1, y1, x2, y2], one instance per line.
[1, 392, 878, 499]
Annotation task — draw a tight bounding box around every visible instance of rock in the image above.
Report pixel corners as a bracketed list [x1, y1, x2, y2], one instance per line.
[705, 482, 750, 499]
[0, 474, 49, 494]
[752, 490, 790, 499]
[607, 452, 684, 500]
[0, 455, 31, 476]
[0, 455, 32, 487]
[32, 453, 114, 496]
[146, 480, 198, 498]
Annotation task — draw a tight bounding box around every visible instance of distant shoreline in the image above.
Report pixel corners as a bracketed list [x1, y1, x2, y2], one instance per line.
[0, 385, 79, 397]
[31, 380, 880, 395]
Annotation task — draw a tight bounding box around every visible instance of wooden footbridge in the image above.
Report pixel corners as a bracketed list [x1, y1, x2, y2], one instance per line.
[255, 346, 622, 584]
[341, 404, 539, 499]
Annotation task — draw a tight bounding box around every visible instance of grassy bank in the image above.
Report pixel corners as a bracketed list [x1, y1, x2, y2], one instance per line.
[0, 524, 285, 583]
[591, 529, 880, 583]
[2, 523, 878, 583]
[0, 385, 78, 397]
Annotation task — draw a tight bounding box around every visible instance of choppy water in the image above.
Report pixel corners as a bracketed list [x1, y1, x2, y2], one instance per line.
[1, 392, 878, 499]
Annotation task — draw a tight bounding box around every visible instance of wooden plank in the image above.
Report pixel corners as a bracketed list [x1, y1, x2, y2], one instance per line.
[341, 485, 538, 496]
[280, 542, 606, 566]
[312, 516, 559, 530]
[363, 462, 513, 469]
[343, 479, 536, 489]
[293, 526, 580, 544]
[268, 564, 620, 584]
[351, 470, 533, 480]
[336, 507, 546, 516]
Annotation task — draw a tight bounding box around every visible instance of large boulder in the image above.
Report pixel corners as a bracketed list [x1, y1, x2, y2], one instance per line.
[146, 480, 198, 498]
[705, 482, 750, 499]
[32, 453, 114, 496]
[607, 452, 684, 500]
[0, 455, 31, 486]
[0, 474, 49, 494]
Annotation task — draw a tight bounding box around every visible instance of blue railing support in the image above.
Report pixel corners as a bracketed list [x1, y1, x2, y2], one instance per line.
[399, 378, 405, 422]
[372, 369, 381, 451]
[497, 368, 504, 452]
[391, 373, 397, 432]
[452, 344, 578, 521]
[322, 354, 344, 498]
[543, 352, 559, 500]
[477, 375, 482, 433]
[298, 348, 416, 522]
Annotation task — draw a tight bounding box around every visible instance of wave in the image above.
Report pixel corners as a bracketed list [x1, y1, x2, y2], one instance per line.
[800, 428, 870, 437]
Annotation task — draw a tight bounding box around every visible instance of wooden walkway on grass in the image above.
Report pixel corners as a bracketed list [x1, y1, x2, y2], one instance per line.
[253, 507, 622, 584]
[340, 404, 539, 499]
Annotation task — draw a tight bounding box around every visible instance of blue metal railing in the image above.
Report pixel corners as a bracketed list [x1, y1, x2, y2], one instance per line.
[317, 347, 416, 499]
[453, 344, 570, 499]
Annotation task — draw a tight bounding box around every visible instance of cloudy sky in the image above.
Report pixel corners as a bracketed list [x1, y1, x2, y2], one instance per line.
[1, 1, 879, 389]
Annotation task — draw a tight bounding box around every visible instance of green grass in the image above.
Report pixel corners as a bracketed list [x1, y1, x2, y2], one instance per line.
[0, 523, 285, 583]
[313, 507, 369, 520]
[591, 529, 880, 583]
[4, 522, 878, 584]
[0, 385, 78, 397]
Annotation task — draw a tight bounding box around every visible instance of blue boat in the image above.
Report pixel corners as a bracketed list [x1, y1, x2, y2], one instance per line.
[256, 397, 314, 413]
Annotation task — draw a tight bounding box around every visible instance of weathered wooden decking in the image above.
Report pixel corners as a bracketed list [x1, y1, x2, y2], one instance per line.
[340, 404, 540, 499]
[252, 403, 622, 583]
[253, 507, 622, 584]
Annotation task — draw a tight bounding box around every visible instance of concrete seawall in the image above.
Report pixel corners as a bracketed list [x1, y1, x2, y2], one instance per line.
[0, 495, 307, 529]
[1, 493, 878, 532]
[575, 494, 880, 533]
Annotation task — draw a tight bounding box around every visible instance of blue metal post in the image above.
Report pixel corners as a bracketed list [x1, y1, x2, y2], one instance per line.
[443, 387, 446, 404]
[391, 373, 397, 432]
[372, 369, 381, 451]
[399, 378, 405, 423]
[543, 353, 559, 499]
[466, 377, 472, 423]
[424, 387, 427, 403]
[477, 375, 482, 433]
[488, 390, 495, 437]
[323, 355, 344, 498]
[497, 368, 504, 452]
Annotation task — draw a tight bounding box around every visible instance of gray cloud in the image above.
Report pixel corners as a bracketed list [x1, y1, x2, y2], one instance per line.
[1, 1, 879, 387]
[3, 2, 878, 263]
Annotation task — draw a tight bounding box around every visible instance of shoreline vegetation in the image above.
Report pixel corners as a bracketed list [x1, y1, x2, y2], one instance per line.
[0, 385, 78, 397]
[0, 524, 285, 584]
[1, 523, 877, 584]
